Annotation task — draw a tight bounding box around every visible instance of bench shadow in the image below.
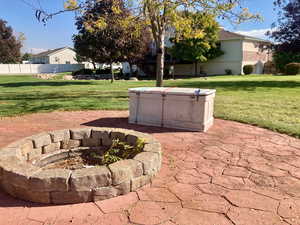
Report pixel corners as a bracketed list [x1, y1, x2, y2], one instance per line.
[81, 117, 193, 133]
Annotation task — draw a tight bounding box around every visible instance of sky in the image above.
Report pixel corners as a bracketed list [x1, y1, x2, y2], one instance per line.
[0, 0, 278, 54]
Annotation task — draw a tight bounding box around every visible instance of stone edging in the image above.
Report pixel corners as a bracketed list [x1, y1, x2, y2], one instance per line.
[0, 127, 161, 204]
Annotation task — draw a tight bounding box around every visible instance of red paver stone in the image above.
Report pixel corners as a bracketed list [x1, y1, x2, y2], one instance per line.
[249, 173, 276, 187]
[197, 183, 229, 196]
[0, 110, 300, 225]
[275, 176, 300, 197]
[227, 207, 288, 225]
[96, 213, 128, 225]
[134, 187, 179, 203]
[223, 166, 251, 178]
[182, 193, 230, 213]
[172, 208, 233, 225]
[27, 205, 66, 223]
[285, 217, 300, 225]
[0, 206, 30, 225]
[175, 169, 211, 184]
[225, 190, 279, 212]
[54, 203, 103, 225]
[95, 192, 138, 213]
[212, 175, 247, 190]
[129, 201, 182, 225]
[250, 186, 289, 200]
[196, 158, 226, 177]
[160, 221, 176, 225]
[278, 198, 300, 219]
[168, 183, 204, 201]
[248, 163, 288, 177]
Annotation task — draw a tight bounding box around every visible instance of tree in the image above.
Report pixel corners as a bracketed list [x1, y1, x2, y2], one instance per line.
[169, 12, 224, 76]
[73, 0, 149, 81]
[35, 0, 260, 86]
[267, 0, 300, 70]
[21, 53, 32, 61]
[0, 19, 22, 63]
[270, 0, 300, 52]
[139, 0, 260, 86]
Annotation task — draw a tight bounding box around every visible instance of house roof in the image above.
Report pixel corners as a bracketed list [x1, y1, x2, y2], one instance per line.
[32, 47, 73, 57]
[219, 29, 271, 43]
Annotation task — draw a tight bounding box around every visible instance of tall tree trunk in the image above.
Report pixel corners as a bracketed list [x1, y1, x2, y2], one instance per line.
[92, 61, 96, 70]
[156, 32, 165, 87]
[194, 61, 197, 76]
[129, 63, 133, 78]
[110, 62, 114, 83]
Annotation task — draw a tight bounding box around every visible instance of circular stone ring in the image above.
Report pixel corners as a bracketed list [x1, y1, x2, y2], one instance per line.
[0, 127, 161, 204]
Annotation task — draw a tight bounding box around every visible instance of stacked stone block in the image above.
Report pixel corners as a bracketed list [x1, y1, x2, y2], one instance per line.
[0, 127, 161, 204]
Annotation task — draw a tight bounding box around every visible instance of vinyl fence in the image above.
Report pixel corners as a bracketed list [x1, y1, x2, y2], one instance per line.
[0, 64, 84, 74]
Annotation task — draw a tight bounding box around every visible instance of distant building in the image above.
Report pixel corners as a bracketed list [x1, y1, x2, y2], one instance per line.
[146, 29, 272, 76]
[173, 29, 272, 75]
[30, 47, 78, 64]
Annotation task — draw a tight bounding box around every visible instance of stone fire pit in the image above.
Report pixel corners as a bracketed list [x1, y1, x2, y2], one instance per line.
[0, 127, 161, 204]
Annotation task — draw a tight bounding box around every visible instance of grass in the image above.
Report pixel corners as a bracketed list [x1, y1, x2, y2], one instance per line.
[0, 74, 299, 138]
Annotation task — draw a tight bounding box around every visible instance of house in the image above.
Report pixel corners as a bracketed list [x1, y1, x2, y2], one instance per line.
[30, 47, 78, 64]
[173, 29, 272, 76]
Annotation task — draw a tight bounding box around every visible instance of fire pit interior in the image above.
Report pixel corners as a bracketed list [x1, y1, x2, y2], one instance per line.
[0, 127, 161, 204]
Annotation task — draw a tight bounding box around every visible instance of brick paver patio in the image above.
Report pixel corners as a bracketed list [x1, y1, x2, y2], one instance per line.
[0, 110, 300, 225]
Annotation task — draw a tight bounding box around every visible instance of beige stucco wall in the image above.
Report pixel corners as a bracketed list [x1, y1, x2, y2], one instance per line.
[203, 39, 243, 75]
[31, 56, 49, 64]
[242, 40, 272, 74]
[212, 39, 243, 62]
[173, 39, 272, 76]
[200, 62, 243, 75]
[174, 64, 195, 76]
[49, 49, 77, 64]
[174, 39, 243, 75]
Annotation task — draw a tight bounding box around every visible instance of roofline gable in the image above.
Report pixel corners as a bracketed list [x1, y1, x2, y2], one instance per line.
[47, 47, 74, 56]
[32, 47, 75, 57]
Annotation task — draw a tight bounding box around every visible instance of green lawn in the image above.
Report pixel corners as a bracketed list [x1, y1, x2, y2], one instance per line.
[0, 74, 299, 138]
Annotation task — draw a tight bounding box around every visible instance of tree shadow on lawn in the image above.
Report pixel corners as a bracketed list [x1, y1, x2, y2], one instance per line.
[0, 92, 128, 101]
[82, 117, 195, 134]
[0, 81, 93, 87]
[172, 80, 300, 90]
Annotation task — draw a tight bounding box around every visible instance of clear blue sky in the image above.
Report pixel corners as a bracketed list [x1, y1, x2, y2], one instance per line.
[0, 0, 277, 54]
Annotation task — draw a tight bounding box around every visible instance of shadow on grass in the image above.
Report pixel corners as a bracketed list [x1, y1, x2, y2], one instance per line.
[0, 92, 128, 101]
[171, 80, 300, 90]
[0, 81, 93, 87]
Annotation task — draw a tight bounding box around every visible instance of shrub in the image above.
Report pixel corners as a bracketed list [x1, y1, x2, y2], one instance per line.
[72, 68, 94, 75]
[225, 69, 232, 75]
[273, 51, 300, 72]
[95, 68, 111, 74]
[102, 138, 145, 165]
[285, 63, 300, 75]
[263, 61, 277, 74]
[243, 65, 254, 75]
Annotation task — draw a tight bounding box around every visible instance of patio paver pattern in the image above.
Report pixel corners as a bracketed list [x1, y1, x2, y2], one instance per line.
[0, 110, 300, 225]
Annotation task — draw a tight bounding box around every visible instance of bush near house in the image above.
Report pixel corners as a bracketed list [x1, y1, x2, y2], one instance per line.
[243, 65, 254, 75]
[273, 52, 300, 72]
[72, 68, 94, 76]
[263, 61, 277, 74]
[225, 69, 232, 75]
[285, 63, 300, 75]
[95, 68, 111, 74]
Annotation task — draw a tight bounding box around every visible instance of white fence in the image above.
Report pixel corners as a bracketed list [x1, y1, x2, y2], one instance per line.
[0, 64, 84, 74]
